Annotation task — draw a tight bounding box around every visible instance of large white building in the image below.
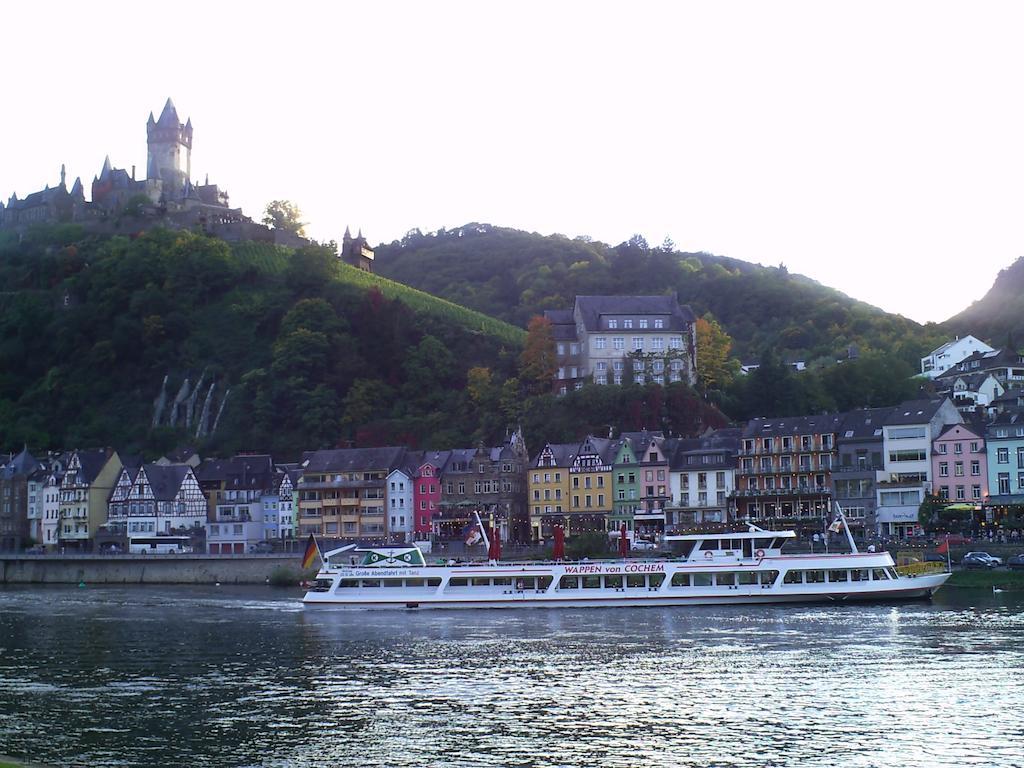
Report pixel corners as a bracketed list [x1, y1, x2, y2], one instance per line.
[546, 295, 697, 394]
[920, 335, 993, 379]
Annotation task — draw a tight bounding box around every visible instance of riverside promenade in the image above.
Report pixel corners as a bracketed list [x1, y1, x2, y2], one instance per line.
[0, 553, 303, 585]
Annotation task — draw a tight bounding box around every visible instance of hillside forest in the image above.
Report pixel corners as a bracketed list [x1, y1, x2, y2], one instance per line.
[0, 222, 984, 459]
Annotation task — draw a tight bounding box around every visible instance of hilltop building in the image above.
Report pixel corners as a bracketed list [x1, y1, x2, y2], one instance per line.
[1, 99, 307, 247]
[340, 227, 374, 271]
[545, 295, 697, 393]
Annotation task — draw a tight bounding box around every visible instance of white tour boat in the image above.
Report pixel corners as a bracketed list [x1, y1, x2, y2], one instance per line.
[301, 521, 951, 610]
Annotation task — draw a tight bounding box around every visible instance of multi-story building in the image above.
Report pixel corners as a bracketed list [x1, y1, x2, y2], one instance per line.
[546, 295, 697, 393]
[932, 422, 988, 504]
[939, 347, 1024, 389]
[263, 467, 299, 541]
[876, 398, 961, 538]
[733, 415, 843, 529]
[610, 438, 641, 538]
[438, 431, 529, 544]
[666, 429, 740, 529]
[620, 431, 670, 539]
[386, 463, 415, 544]
[296, 447, 405, 541]
[107, 464, 206, 540]
[204, 455, 277, 554]
[413, 451, 449, 541]
[528, 443, 573, 541]
[1, 449, 40, 551]
[920, 335, 994, 378]
[529, 435, 616, 540]
[986, 411, 1024, 513]
[40, 462, 65, 550]
[58, 449, 122, 551]
[833, 408, 894, 535]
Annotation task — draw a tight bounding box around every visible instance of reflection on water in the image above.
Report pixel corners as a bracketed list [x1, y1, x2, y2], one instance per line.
[1, 586, 1023, 767]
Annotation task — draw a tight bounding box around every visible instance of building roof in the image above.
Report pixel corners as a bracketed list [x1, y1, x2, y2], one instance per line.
[742, 414, 845, 439]
[574, 295, 695, 331]
[140, 464, 192, 501]
[74, 449, 115, 485]
[935, 422, 984, 442]
[884, 399, 948, 426]
[300, 446, 407, 475]
[838, 407, 896, 441]
[0, 448, 40, 479]
[197, 454, 277, 490]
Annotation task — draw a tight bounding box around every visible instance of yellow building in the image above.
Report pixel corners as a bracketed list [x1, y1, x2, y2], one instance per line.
[529, 436, 616, 541]
[58, 449, 122, 552]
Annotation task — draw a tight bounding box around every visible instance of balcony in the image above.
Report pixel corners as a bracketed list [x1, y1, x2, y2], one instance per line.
[730, 487, 832, 499]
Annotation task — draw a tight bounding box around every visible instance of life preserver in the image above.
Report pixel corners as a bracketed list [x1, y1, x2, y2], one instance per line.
[704, 551, 713, 560]
[754, 549, 765, 560]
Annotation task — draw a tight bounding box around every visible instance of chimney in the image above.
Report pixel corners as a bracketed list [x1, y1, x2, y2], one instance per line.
[131, 165, 136, 181]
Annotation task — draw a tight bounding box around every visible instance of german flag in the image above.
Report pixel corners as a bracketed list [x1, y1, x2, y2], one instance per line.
[301, 534, 321, 570]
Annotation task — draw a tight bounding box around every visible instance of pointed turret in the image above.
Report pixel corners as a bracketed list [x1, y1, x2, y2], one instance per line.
[343, 225, 352, 240]
[60, 164, 66, 188]
[70, 177, 84, 198]
[100, 155, 112, 181]
[147, 111, 156, 126]
[158, 97, 178, 124]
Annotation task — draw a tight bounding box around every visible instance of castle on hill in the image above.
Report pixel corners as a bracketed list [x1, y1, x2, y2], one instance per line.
[0, 99, 307, 248]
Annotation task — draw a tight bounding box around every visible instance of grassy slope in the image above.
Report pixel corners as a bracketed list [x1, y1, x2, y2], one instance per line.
[231, 242, 525, 346]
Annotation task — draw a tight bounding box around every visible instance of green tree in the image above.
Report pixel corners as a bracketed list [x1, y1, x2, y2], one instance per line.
[520, 316, 557, 395]
[695, 313, 738, 391]
[262, 200, 306, 236]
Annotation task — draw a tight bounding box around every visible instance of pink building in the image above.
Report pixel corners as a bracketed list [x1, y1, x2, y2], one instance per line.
[932, 423, 987, 503]
[414, 452, 449, 538]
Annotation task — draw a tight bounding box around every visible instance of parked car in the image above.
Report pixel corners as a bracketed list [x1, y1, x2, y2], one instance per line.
[631, 539, 657, 551]
[1006, 553, 1024, 570]
[250, 541, 276, 554]
[923, 553, 947, 563]
[24, 545, 46, 554]
[961, 552, 1002, 569]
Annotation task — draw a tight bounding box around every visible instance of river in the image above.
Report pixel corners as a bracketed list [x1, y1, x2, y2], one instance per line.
[1, 585, 1022, 767]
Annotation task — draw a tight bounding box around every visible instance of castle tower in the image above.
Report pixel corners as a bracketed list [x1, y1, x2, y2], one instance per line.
[146, 98, 192, 193]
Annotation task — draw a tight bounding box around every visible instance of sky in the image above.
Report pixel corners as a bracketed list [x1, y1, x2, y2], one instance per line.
[3, 1, 1023, 324]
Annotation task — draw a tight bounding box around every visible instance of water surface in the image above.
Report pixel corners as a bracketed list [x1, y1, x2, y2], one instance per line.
[1, 585, 1022, 767]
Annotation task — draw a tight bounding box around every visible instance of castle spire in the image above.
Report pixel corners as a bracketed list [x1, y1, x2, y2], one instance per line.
[343, 225, 352, 240]
[100, 155, 112, 181]
[60, 164, 66, 188]
[158, 97, 178, 124]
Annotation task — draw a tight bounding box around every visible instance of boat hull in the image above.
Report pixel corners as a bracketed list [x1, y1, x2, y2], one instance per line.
[301, 572, 951, 610]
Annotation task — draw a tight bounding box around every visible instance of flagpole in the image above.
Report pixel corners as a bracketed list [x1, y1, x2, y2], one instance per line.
[946, 533, 951, 573]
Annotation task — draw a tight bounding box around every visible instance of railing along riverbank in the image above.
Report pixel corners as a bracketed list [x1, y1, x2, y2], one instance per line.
[0, 553, 308, 585]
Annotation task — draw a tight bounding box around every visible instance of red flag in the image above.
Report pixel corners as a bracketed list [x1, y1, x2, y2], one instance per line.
[552, 525, 565, 561]
[935, 539, 949, 555]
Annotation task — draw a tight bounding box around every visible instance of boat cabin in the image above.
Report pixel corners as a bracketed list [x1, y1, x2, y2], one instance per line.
[663, 529, 796, 561]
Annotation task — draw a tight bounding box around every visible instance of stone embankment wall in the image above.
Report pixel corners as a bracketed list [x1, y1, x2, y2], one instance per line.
[0, 555, 304, 585]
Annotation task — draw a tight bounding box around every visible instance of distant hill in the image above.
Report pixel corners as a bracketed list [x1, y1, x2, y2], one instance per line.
[944, 256, 1024, 346]
[375, 223, 943, 366]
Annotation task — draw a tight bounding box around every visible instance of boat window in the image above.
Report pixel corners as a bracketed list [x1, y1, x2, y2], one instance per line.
[872, 569, 889, 581]
[314, 579, 337, 591]
[851, 569, 869, 582]
[582, 576, 602, 589]
[472, 578, 491, 587]
[805, 570, 824, 584]
[426, 578, 442, 587]
[605, 575, 624, 589]
[515, 577, 534, 590]
[827, 570, 849, 583]
[737, 571, 757, 585]
[887, 568, 899, 580]
[675, 541, 696, 558]
[649, 573, 665, 588]
[382, 579, 403, 588]
[783, 570, 803, 584]
[559, 576, 579, 590]
[536, 576, 553, 590]
[754, 538, 773, 552]
[448, 577, 469, 587]
[361, 580, 381, 588]
[692, 573, 712, 587]
[716, 572, 737, 586]
[671, 573, 691, 587]
[699, 539, 718, 551]
[337, 579, 359, 589]
[492, 577, 512, 586]
[626, 574, 646, 589]
[760, 570, 779, 585]
[742, 540, 753, 559]
[404, 579, 424, 588]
